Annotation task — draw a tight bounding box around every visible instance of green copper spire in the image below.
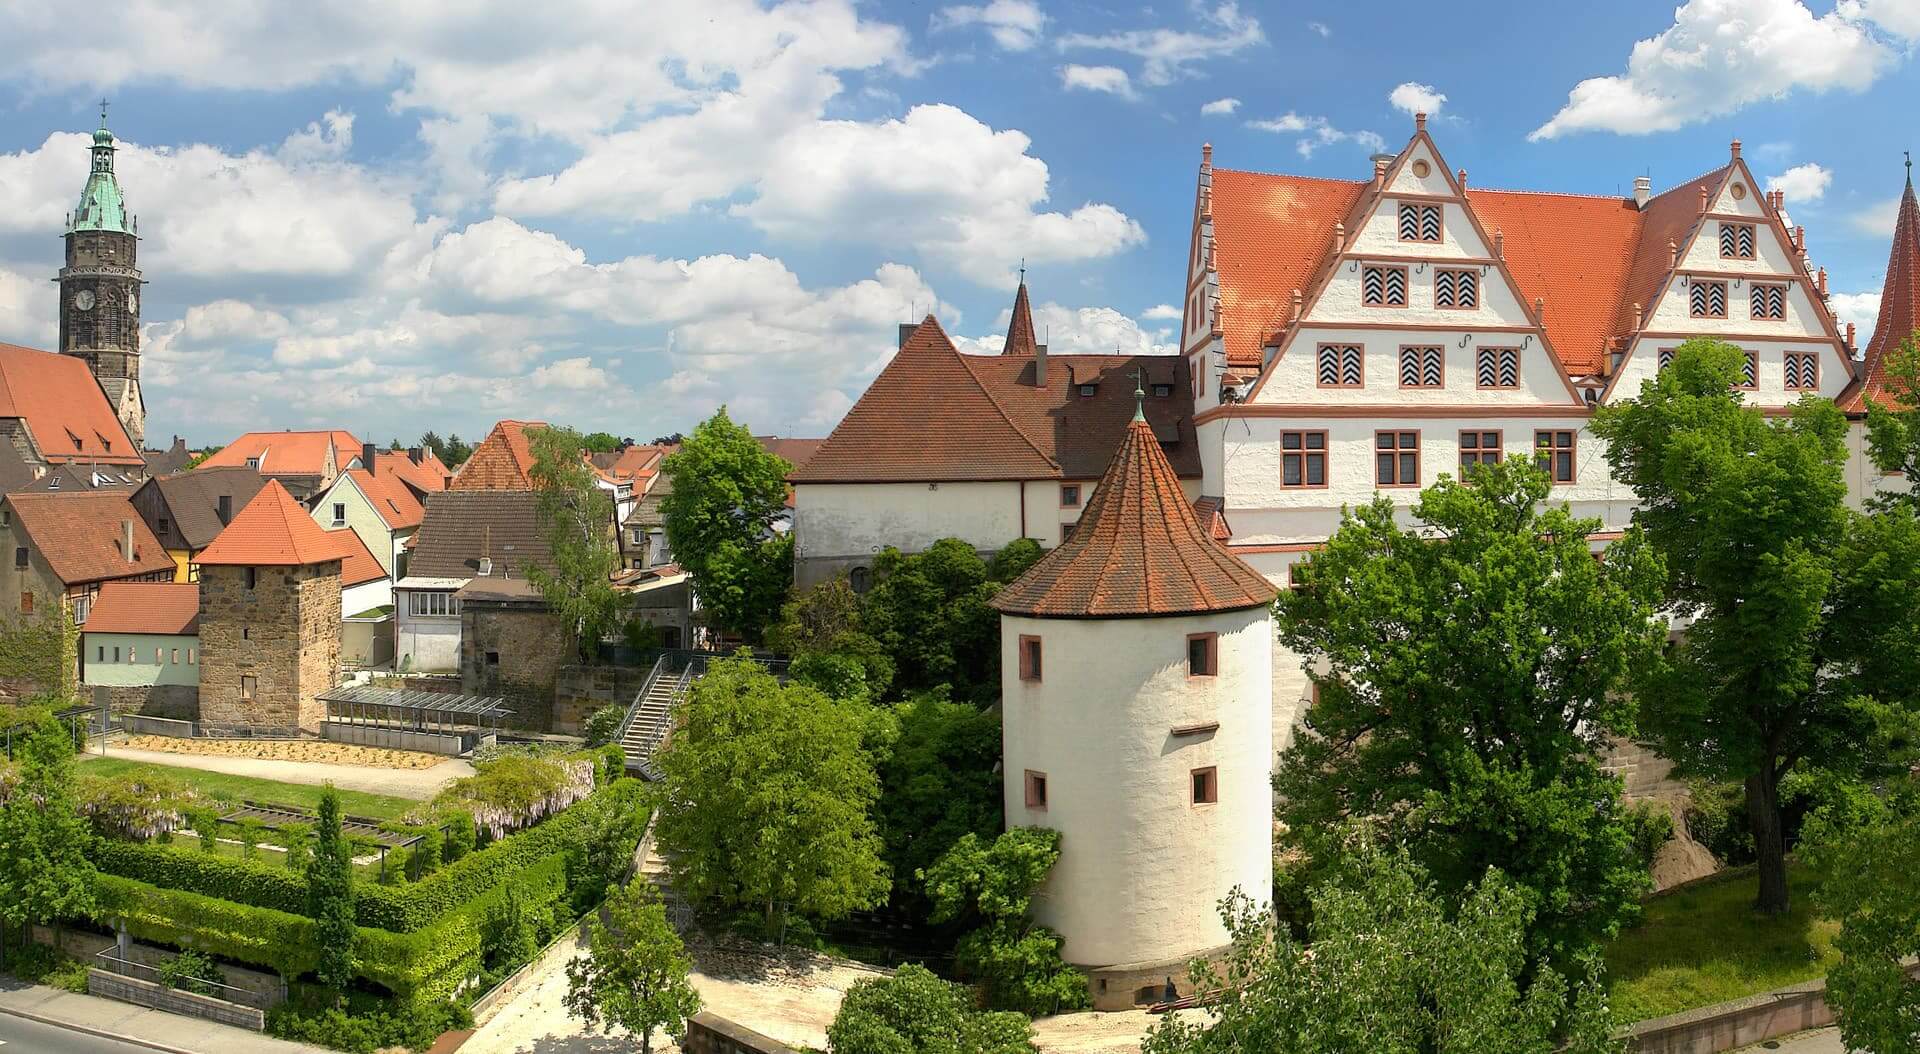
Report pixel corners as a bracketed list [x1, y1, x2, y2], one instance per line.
[1132, 366, 1146, 422]
[69, 101, 131, 235]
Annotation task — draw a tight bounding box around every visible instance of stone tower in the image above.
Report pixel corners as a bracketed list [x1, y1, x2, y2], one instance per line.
[59, 105, 144, 449]
[990, 386, 1279, 1011]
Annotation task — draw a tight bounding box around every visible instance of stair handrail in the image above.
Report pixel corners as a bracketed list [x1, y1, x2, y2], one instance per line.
[617, 654, 671, 746]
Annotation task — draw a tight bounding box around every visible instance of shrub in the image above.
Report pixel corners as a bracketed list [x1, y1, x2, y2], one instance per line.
[1626, 801, 1676, 868]
[434, 753, 597, 839]
[237, 817, 264, 861]
[442, 812, 475, 863]
[156, 949, 226, 996]
[96, 873, 320, 980]
[76, 771, 195, 840]
[583, 705, 625, 748]
[923, 829, 1087, 1016]
[280, 822, 314, 872]
[266, 999, 472, 1054]
[186, 806, 221, 853]
[405, 828, 443, 882]
[827, 964, 1033, 1054]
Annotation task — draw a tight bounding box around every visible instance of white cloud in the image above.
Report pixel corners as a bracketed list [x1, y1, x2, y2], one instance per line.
[1200, 97, 1240, 116]
[932, 0, 1047, 50]
[1530, 0, 1908, 140]
[1388, 82, 1447, 116]
[1850, 197, 1903, 236]
[1828, 291, 1882, 337]
[1307, 20, 1332, 37]
[957, 302, 1177, 356]
[0, 263, 56, 348]
[1141, 303, 1183, 320]
[1766, 163, 1833, 202]
[1246, 112, 1385, 157]
[1058, 2, 1264, 87]
[1060, 64, 1136, 98]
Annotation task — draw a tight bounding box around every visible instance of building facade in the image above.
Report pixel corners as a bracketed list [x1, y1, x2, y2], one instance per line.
[58, 108, 145, 449]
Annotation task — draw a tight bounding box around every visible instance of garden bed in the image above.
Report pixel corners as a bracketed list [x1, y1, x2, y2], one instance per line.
[1604, 862, 1839, 1023]
[116, 735, 445, 770]
[80, 757, 417, 820]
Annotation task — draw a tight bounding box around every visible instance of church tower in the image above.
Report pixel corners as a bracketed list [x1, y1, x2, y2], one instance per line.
[59, 105, 144, 449]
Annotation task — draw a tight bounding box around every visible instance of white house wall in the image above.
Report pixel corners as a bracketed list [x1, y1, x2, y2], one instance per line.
[794, 482, 1028, 561]
[1384, 140, 1452, 197]
[1253, 327, 1572, 407]
[1610, 336, 1851, 409]
[342, 577, 392, 619]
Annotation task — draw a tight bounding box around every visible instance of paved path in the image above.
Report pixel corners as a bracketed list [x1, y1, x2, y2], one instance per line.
[86, 746, 473, 800]
[0, 980, 329, 1054]
[1733, 1028, 1846, 1053]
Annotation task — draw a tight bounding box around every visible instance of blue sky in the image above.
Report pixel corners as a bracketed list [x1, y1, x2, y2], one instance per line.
[0, 0, 1914, 446]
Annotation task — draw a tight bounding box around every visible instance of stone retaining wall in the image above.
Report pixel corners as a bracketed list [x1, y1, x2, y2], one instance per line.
[1620, 959, 1920, 1054]
[683, 1011, 799, 1054]
[90, 683, 198, 719]
[86, 969, 266, 1031]
[553, 664, 650, 737]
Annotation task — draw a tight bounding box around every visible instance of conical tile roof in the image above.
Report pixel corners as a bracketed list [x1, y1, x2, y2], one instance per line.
[992, 412, 1276, 618]
[195, 479, 355, 566]
[1002, 280, 1038, 356]
[1846, 168, 1920, 411]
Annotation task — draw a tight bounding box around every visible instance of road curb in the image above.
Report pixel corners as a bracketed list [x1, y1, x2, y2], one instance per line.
[0, 1001, 201, 1054]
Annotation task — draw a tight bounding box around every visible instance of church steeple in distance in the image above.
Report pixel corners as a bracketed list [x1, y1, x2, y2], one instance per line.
[1853, 153, 1920, 410]
[1002, 262, 1039, 357]
[59, 100, 145, 450]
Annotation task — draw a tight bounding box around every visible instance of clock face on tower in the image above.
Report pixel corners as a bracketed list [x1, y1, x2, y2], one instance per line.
[73, 290, 94, 311]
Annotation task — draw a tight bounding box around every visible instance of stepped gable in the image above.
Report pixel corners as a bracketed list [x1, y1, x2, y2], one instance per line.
[1843, 168, 1920, 412]
[195, 479, 353, 566]
[992, 412, 1275, 618]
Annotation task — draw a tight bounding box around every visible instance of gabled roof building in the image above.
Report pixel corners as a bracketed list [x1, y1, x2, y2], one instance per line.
[195, 429, 361, 500]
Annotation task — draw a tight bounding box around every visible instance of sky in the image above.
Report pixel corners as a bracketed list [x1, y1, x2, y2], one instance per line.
[0, 0, 1917, 448]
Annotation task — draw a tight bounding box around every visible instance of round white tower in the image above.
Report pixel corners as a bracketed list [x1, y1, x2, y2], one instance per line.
[991, 401, 1276, 1010]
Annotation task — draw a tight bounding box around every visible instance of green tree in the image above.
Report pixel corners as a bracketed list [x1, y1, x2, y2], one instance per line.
[769, 576, 894, 702]
[1804, 773, 1920, 1054]
[1276, 458, 1665, 962]
[0, 714, 96, 949]
[306, 788, 356, 993]
[827, 963, 1035, 1054]
[1143, 845, 1620, 1054]
[660, 408, 793, 642]
[861, 540, 1001, 701]
[1594, 338, 1920, 914]
[655, 655, 888, 934]
[581, 431, 624, 453]
[563, 880, 701, 1054]
[877, 693, 1002, 908]
[922, 828, 1087, 1015]
[1865, 334, 1920, 503]
[525, 424, 624, 661]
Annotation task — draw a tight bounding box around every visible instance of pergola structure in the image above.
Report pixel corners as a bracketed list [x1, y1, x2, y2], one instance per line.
[316, 684, 516, 735]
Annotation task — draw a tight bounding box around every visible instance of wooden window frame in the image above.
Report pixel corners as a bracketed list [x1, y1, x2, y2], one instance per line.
[1534, 430, 1577, 485]
[1476, 346, 1522, 390]
[1458, 429, 1503, 472]
[1187, 632, 1218, 679]
[1398, 344, 1444, 389]
[1433, 267, 1479, 310]
[1190, 766, 1218, 806]
[240, 674, 257, 701]
[1059, 484, 1081, 508]
[1785, 351, 1820, 392]
[1396, 202, 1442, 243]
[1750, 281, 1788, 321]
[1658, 347, 1676, 371]
[1375, 430, 1422, 488]
[1361, 264, 1410, 308]
[1024, 769, 1049, 810]
[1736, 350, 1760, 390]
[1690, 279, 1729, 319]
[1719, 221, 1757, 260]
[1018, 634, 1043, 682]
[1279, 430, 1330, 489]
[1316, 343, 1364, 388]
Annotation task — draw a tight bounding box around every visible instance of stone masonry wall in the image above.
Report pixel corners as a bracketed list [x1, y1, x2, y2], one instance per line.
[92, 682, 198, 719]
[198, 562, 340, 735]
[460, 602, 568, 730]
[552, 663, 651, 736]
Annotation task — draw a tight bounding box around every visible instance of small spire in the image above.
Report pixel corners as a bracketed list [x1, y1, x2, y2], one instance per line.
[1003, 269, 1039, 356]
[1131, 367, 1146, 422]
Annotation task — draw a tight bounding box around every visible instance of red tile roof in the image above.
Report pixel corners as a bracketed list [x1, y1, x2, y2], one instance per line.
[0, 344, 143, 465]
[587, 444, 667, 485]
[1208, 169, 1365, 369]
[449, 420, 545, 491]
[6, 491, 173, 585]
[1843, 177, 1920, 413]
[83, 581, 199, 635]
[197, 430, 360, 477]
[196, 480, 355, 566]
[343, 468, 425, 530]
[327, 527, 386, 586]
[992, 415, 1276, 618]
[1002, 279, 1039, 356]
[374, 450, 450, 494]
[791, 316, 1201, 484]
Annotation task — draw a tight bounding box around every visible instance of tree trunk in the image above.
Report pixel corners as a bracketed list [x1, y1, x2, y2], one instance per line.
[1746, 769, 1790, 915]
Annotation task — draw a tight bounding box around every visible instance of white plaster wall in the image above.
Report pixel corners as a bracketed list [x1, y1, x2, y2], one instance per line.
[1847, 418, 1912, 509]
[1348, 199, 1489, 261]
[1002, 606, 1273, 968]
[312, 475, 401, 579]
[82, 632, 199, 687]
[1304, 259, 1541, 334]
[1680, 217, 1803, 276]
[342, 577, 392, 618]
[396, 602, 460, 673]
[1644, 273, 1828, 338]
[1253, 327, 1570, 406]
[793, 482, 1027, 559]
[1384, 141, 1451, 197]
[1711, 174, 1766, 218]
[1607, 336, 1851, 409]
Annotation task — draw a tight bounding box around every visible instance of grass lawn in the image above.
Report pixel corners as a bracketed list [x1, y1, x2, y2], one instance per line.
[1605, 862, 1840, 1024]
[78, 756, 417, 821]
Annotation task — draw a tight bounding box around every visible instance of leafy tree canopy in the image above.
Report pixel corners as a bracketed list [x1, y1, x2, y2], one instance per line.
[861, 540, 1001, 701]
[1865, 334, 1920, 506]
[1593, 337, 1920, 913]
[828, 963, 1035, 1054]
[877, 693, 1002, 908]
[923, 828, 1088, 1016]
[525, 424, 624, 660]
[1803, 772, 1920, 1054]
[655, 655, 889, 933]
[580, 431, 625, 454]
[1143, 844, 1620, 1054]
[564, 879, 701, 1054]
[418, 431, 473, 468]
[661, 408, 793, 642]
[1276, 457, 1667, 963]
[0, 712, 96, 938]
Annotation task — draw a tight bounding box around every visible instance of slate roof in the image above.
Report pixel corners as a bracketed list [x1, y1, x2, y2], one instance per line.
[197, 430, 360, 477]
[83, 581, 199, 636]
[6, 491, 173, 585]
[448, 420, 545, 491]
[1842, 174, 1920, 413]
[992, 415, 1276, 619]
[0, 343, 143, 465]
[790, 316, 1200, 484]
[143, 437, 194, 477]
[147, 467, 269, 549]
[196, 480, 355, 566]
[406, 490, 556, 580]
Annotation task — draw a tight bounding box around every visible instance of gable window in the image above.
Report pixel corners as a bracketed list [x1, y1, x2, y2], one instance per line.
[1191, 766, 1218, 805]
[1720, 222, 1756, 259]
[1658, 348, 1676, 371]
[1018, 634, 1043, 681]
[1362, 265, 1409, 307]
[1024, 770, 1049, 809]
[1317, 344, 1363, 388]
[1151, 382, 1173, 398]
[157, 516, 170, 535]
[1750, 282, 1787, 320]
[1434, 267, 1478, 309]
[13, 547, 25, 570]
[1535, 430, 1576, 484]
[1060, 484, 1081, 508]
[240, 675, 256, 701]
[1397, 202, 1442, 242]
[331, 502, 347, 526]
[1187, 632, 1218, 678]
[1398, 345, 1443, 388]
[1376, 431, 1420, 487]
[1459, 430, 1503, 472]
[1785, 352, 1819, 391]
[1689, 280, 1728, 319]
[1280, 431, 1328, 488]
[1737, 350, 1760, 390]
[1077, 383, 1097, 397]
[1476, 347, 1521, 389]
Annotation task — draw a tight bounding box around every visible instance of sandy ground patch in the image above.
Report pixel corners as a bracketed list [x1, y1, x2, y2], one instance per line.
[94, 746, 472, 800]
[118, 735, 443, 769]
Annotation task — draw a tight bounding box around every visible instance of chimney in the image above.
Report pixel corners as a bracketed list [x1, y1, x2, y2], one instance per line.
[216, 494, 232, 525]
[408, 445, 424, 465]
[1818, 267, 1828, 297]
[361, 442, 377, 471]
[897, 322, 918, 349]
[1371, 156, 1387, 187]
[1033, 339, 1048, 387]
[1847, 322, 1857, 350]
[1633, 175, 1652, 209]
[1458, 168, 1467, 190]
[1730, 138, 1742, 160]
[1414, 111, 1427, 133]
[120, 519, 133, 562]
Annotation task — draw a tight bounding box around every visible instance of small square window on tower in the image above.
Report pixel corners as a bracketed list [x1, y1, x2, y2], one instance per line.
[1191, 766, 1218, 805]
[240, 675, 257, 701]
[1024, 770, 1049, 809]
[1018, 635, 1043, 681]
[1187, 632, 1218, 677]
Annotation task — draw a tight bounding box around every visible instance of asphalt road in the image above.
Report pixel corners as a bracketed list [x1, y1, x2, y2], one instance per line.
[0, 1012, 164, 1053]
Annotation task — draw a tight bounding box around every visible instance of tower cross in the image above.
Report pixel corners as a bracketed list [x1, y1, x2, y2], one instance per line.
[98, 98, 109, 126]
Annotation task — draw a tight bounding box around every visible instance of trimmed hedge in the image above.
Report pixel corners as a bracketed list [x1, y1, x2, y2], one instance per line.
[93, 841, 306, 915]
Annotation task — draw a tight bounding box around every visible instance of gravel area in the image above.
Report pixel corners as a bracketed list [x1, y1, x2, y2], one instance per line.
[98, 745, 472, 799]
[118, 735, 445, 769]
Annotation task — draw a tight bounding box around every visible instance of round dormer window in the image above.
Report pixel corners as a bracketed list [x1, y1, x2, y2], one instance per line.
[1411, 159, 1431, 178]
[1729, 182, 1747, 200]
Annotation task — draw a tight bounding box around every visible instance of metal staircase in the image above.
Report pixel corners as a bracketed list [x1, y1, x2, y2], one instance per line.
[615, 650, 790, 780]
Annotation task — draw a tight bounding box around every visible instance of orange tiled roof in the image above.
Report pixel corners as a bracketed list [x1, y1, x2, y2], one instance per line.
[375, 450, 450, 494]
[1192, 496, 1232, 541]
[197, 430, 360, 478]
[5, 491, 173, 585]
[196, 480, 355, 566]
[586, 444, 667, 485]
[448, 420, 545, 491]
[343, 468, 425, 530]
[1843, 178, 1920, 413]
[1002, 279, 1039, 356]
[0, 344, 143, 465]
[326, 527, 386, 586]
[1207, 161, 1740, 376]
[83, 581, 199, 635]
[992, 415, 1276, 618]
